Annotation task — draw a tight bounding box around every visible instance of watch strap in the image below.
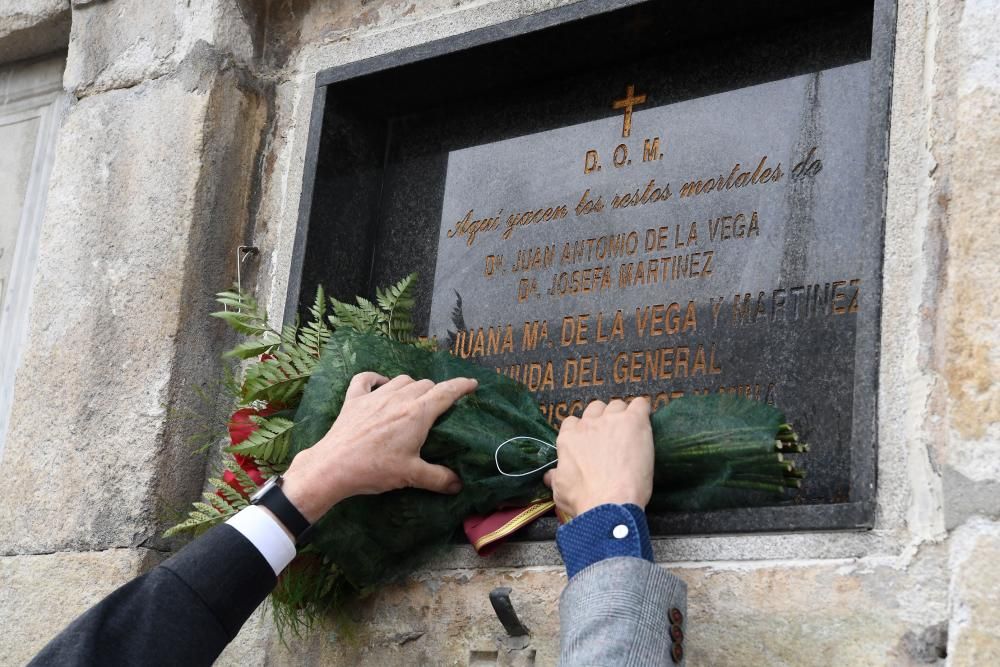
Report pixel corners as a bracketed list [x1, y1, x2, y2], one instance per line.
[252, 476, 312, 542]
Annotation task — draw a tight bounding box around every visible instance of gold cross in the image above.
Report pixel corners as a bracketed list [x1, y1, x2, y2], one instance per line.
[612, 84, 647, 138]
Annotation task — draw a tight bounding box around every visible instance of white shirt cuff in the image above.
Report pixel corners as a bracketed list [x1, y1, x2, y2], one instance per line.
[226, 505, 297, 576]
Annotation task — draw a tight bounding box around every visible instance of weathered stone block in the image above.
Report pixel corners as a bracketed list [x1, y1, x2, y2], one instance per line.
[0, 0, 71, 64]
[680, 548, 950, 666]
[947, 518, 1000, 665]
[0, 547, 160, 665]
[216, 606, 271, 667]
[65, 0, 258, 95]
[249, 568, 565, 667]
[937, 0, 1000, 528]
[0, 63, 265, 555]
[65, 0, 179, 93]
[213, 544, 950, 667]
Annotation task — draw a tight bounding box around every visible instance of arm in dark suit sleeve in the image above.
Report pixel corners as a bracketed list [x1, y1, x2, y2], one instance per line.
[29, 524, 275, 667]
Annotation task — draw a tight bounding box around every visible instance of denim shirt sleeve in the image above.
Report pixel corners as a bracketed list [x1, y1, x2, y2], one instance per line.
[555, 503, 654, 579]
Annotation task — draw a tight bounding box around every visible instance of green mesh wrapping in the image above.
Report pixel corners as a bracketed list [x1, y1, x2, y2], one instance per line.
[292, 329, 803, 592]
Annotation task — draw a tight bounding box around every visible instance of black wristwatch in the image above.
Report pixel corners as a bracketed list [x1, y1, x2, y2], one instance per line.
[250, 475, 312, 543]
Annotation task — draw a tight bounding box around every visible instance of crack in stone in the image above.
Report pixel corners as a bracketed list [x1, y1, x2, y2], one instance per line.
[0, 545, 168, 558]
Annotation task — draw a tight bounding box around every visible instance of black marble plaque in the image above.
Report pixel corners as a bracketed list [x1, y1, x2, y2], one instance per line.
[290, 0, 895, 535]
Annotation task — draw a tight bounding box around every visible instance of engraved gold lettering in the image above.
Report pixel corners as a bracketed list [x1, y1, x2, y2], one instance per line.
[613, 143, 629, 167]
[680, 156, 782, 198]
[849, 279, 861, 313]
[563, 355, 604, 388]
[642, 136, 663, 162]
[792, 146, 823, 179]
[609, 342, 721, 385]
[520, 320, 548, 351]
[502, 204, 568, 240]
[575, 189, 605, 216]
[702, 251, 713, 276]
[512, 244, 557, 273]
[831, 280, 848, 314]
[447, 209, 502, 246]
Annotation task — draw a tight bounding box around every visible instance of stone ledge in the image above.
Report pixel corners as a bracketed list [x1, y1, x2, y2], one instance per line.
[213, 547, 949, 666]
[0, 547, 162, 665]
[0, 0, 70, 65]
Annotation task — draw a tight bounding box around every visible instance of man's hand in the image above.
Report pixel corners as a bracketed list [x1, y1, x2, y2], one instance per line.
[281, 372, 478, 523]
[543, 398, 654, 518]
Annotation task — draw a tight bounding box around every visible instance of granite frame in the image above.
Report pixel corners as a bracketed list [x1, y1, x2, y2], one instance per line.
[286, 0, 897, 538]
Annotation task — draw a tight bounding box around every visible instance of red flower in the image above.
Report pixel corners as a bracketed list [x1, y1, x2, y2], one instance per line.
[221, 463, 265, 498]
[218, 402, 278, 507]
[228, 405, 277, 447]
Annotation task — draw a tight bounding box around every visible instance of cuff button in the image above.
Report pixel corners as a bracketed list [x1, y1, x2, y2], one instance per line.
[671, 641, 684, 663]
[670, 623, 684, 642]
[612, 524, 629, 539]
[669, 607, 684, 625]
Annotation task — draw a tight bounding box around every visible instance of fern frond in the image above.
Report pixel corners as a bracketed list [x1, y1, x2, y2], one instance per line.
[375, 273, 417, 314]
[210, 476, 251, 508]
[328, 274, 420, 344]
[354, 296, 384, 321]
[215, 290, 257, 312]
[378, 273, 418, 342]
[211, 289, 274, 337]
[164, 507, 229, 537]
[281, 322, 298, 347]
[212, 310, 273, 336]
[224, 336, 280, 360]
[163, 490, 238, 537]
[298, 294, 332, 357]
[226, 416, 295, 463]
[206, 492, 234, 514]
[241, 350, 316, 404]
[387, 309, 415, 341]
[308, 285, 327, 323]
[299, 327, 330, 357]
[329, 299, 382, 333]
[225, 459, 264, 492]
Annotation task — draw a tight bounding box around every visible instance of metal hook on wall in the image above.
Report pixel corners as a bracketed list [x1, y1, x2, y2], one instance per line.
[225, 245, 259, 312]
[489, 587, 530, 637]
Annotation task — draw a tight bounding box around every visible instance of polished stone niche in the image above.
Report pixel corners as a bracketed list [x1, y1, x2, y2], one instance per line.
[288, 0, 896, 536]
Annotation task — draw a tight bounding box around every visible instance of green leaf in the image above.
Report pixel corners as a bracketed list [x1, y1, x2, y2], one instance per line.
[375, 273, 417, 314]
[308, 285, 327, 323]
[210, 476, 250, 508]
[225, 459, 263, 493]
[377, 273, 418, 342]
[329, 300, 382, 334]
[226, 416, 295, 463]
[211, 310, 271, 336]
[223, 336, 280, 359]
[163, 508, 229, 537]
[241, 352, 315, 404]
[211, 288, 274, 337]
[205, 493, 233, 513]
[281, 322, 299, 347]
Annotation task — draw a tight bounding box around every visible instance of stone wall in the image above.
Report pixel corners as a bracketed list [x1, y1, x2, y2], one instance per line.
[0, 1, 997, 665]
